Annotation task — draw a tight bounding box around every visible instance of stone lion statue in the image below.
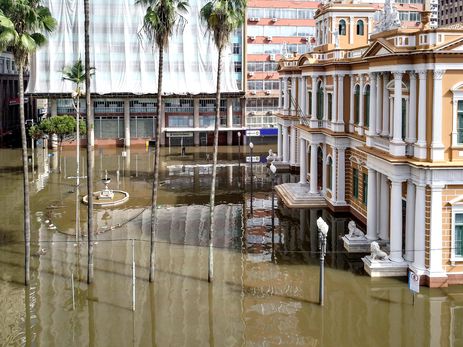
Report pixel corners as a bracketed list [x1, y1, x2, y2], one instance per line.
[347, 220, 365, 238]
[370, 241, 388, 261]
[266, 149, 280, 162]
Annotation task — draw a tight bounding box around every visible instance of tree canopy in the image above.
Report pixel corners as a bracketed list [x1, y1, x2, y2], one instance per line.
[39, 115, 86, 142]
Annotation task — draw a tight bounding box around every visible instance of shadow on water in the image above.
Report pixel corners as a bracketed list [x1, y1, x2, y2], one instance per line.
[1, 145, 463, 346]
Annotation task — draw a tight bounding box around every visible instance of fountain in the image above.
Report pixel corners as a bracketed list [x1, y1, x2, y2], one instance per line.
[82, 170, 129, 207]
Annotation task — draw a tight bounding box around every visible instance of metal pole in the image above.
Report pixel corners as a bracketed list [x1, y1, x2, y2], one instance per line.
[319, 231, 326, 306]
[132, 239, 136, 312]
[71, 272, 75, 311]
[271, 173, 275, 262]
[250, 147, 253, 216]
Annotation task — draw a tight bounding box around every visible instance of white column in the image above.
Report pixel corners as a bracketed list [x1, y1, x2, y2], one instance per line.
[322, 143, 327, 193]
[337, 74, 345, 129]
[323, 76, 328, 121]
[311, 75, 318, 120]
[367, 73, 377, 144]
[391, 72, 405, 156]
[405, 180, 416, 262]
[366, 168, 378, 240]
[193, 98, 200, 145]
[381, 74, 390, 137]
[349, 16, 354, 44]
[282, 126, 289, 162]
[299, 139, 307, 184]
[124, 100, 131, 148]
[278, 78, 283, 109]
[358, 74, 364, 135]
[290, 126, 296, 165]
[431, 70, 445, 161]
[332, 75, 337, 125]
[277, 124, 282, 157]
[389, 179, 404, 262]
[337, 147, 346, 203]
[413, 184, 426, 271]
[407, 72, 417, 143]
[332, 147, 337, 202]
[376, 73, 382, 134]
[50, 99, 57, 117]
[349, 74, 355, 132]
[283, 77, 289, 113]
[415, 70, 427, 159]
[309, 143, 318, 194]
[301, 76, 307, 116]
[429, 185, 445, 275]
[379, 174, 390, 241]
[291, 77, 297, 115]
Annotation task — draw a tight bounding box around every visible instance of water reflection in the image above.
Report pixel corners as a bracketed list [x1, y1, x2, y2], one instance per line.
[0, 146, 462, 346]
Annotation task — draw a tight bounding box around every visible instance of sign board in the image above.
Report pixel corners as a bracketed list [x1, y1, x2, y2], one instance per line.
[246, 156, 260, 163]
[259, 128, 278, 136]
[246, 130, 260, 137]
[166, 132, 193, 138]
[408, 270, 420, 293]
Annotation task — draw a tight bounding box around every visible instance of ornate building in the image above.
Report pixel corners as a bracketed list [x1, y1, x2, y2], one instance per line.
[275, 0, 463, 287]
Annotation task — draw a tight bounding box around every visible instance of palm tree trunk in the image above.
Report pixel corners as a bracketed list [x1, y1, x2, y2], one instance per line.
[75, 99, 80, 243]
[208, 46, 223, 283]
[19, 61, 31, 286]
[85, 0, 94, 284]
[149, 44, 164, 282]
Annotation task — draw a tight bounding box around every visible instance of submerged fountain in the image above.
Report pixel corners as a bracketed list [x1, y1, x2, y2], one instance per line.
[82, 170, 129, 207]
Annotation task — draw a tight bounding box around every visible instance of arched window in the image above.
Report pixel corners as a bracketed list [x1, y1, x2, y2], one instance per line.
[317, 81, 324, 120]
[339, 19, 346, 36]
[357, 20, 364, 36]
[364, 85, 370, 127]
[354, 85, 360, 124]
[327, 157, 333, 190]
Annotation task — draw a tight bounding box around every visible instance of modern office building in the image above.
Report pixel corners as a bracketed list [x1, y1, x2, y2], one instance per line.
[28, 0, 245, 147]
[244, 0, 426, 142]
[0, 51, 36, 147]
[439, 0, 461, 26]
[274, 0, 463, 287]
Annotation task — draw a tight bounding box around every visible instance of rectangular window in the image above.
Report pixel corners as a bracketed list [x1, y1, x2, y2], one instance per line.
[234, 62, 242, 73]
[353, 168, 359, 199]
[328, 93, 333, 121]
[365, 92, 370, 127]
[456, 213, 463, 257]
[308, 92, 312, 116]
[233, 43, 240, 55]
[362, 173, 368, 204]
[457, 100, 463, 144]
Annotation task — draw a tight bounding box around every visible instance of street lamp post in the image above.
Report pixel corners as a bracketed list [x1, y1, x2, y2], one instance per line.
[249, 142, 254, 216]
[237, 131, 241, 162]
[270, 162, 277, 262]
[317, 217, 329, 306]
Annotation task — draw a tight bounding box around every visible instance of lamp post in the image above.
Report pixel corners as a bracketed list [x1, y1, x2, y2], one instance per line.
[249, 142, 254, 216]
[317, 217, 329, 306]
[270, 162, 277, 262]
[237, 131, 241, 161]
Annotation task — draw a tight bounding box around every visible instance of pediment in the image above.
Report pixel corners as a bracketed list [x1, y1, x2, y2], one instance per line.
[448, 195, 463, 205]
[362, 40, 395, 58]
[436, 37, 463, 52]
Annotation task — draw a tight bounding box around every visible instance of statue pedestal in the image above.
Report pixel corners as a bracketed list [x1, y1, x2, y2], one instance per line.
[362, 256, 408, 277]
[342, 235, 388, 253]
[98, 189, 114, 200]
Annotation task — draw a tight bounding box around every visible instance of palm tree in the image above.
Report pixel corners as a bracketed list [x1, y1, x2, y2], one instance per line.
[0, 0, 56, 286]
[137, 0, 188, 282]
[200, 0, 246, 282]
[62, 59, 94, 245]
[83, 0, 95, 284]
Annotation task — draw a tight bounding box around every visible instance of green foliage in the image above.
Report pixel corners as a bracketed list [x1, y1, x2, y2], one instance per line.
[200, 0, 246, 51]
[136, 0, 189, 49]
[62, 58, 95, 95]
[0, 0, 57, 65]
[39, 115, 86, 143]
[28, 124, 43, 139]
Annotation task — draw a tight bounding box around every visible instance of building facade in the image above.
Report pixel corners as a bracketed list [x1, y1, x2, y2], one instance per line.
[28, 0, 245, 147]
[275, 0, 463, 287]
[439, 0, 461, 26]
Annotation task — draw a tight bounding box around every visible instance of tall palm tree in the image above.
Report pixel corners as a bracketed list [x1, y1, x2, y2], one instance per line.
[83, 0, 95, 284]
[0, 0, 56, 286]
[137, 0, 188, 282]
[200, 0, 245, 282]
[62, 59, 94, 244]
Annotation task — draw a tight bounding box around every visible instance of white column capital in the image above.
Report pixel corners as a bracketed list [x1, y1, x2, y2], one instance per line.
[393, 71, 404, 80]
[409, 71, 416, 80]
[416, 70, 427, 79]
[433, 69, 446, 80]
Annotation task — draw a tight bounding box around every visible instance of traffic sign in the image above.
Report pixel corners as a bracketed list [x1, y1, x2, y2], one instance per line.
[408, 270, 420, 293]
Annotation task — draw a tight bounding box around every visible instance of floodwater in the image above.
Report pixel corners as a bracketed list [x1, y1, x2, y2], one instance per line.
[0, 144, 462, 347]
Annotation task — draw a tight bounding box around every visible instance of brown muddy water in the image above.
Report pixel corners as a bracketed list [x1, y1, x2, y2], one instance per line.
[0, 145, 462, 347]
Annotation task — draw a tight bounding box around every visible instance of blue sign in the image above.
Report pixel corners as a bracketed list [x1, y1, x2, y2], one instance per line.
[259, 128, 278, 136]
